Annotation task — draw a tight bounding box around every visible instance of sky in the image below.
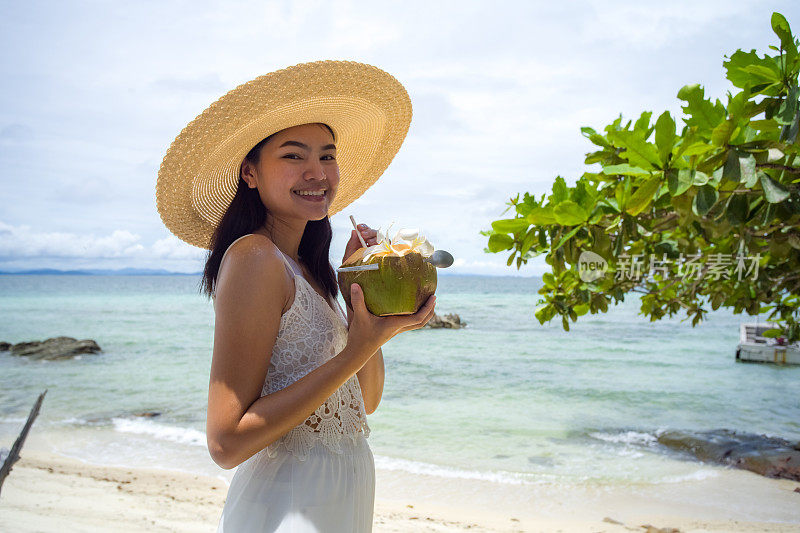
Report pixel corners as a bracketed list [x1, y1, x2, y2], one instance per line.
[1, 0, 797, 276]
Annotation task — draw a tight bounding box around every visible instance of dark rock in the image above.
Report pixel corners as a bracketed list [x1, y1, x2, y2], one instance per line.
[0, 342, 10, 351]
[424, 312, 466, 329]
[133, 412, 161, 418]
[10, 337, 101, 361]
[656, 429, 800, 481]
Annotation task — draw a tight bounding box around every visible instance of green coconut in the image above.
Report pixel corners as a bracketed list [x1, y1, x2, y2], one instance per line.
[338, 250, 437, 316]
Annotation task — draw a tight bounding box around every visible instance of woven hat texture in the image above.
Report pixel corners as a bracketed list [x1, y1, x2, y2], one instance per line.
[156, 60, 412, 249]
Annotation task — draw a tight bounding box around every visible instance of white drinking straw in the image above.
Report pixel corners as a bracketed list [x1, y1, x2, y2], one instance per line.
[349, 215, 368, 248]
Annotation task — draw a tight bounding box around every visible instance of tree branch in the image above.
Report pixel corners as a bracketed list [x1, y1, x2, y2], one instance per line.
[757, 163, 800, 174]
[0, 390, 47, 496]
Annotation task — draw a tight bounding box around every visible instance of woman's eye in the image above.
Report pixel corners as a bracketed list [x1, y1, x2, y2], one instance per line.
[283, 153, 301, 159]
[322, 154, 336, 161]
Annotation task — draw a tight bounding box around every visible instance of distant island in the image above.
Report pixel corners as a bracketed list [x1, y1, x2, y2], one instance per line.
[0, 268, 202, 276]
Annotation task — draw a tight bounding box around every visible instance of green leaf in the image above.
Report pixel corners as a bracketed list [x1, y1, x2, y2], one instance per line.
[749, 119, 777, 130]
[581, 126, 612, 148]
[693, 184, 719, 216]
[601, 164, 651, 176]
[538, 228, 548, 248]
[574, 304, 590, 316]
[625, 176, 662, 216]
[553, 225, 582, 252]
[488, 233, 514, 252]
[740, 154, 757, 187]
[759, 173, 790, 203]
[679, 141, 714, 157]
[723, 50, 782, 90]
[711, 120, 736, 146]
[776, 85, 799, 126]
[601, 197, 620, 213]
[526, 206, 556, 225]
[677, 84, 726, 132]
[515, 201, 534, 217]
[585, 150, 607, 165]
[771, 12, 792, 42]
[534, 304, 551, 324]
[726, 193, 749, 225]
[634, 111, 652, 133]
[771, 12, 797, 60]
[507, 250, 516, 266]
[726, 87, 749, 122]
[553, 201, 589, 226]
[667, 169, 694, 196]
[606, 129, 662, 169]
[615, 177, 631, 211]
[572, 179, 599, 213]
[491, 218, 529, 234]
[782, 109, 800, 143]
[520, 228, 538, 255]
[552, 176, 569, 203]
[691, 171, 709, 186]
[655, 111, 676, 165]
[722, 150, 740, 181]
[741, 64, 781, 81]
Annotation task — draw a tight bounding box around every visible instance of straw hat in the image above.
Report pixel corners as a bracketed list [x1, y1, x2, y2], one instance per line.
[156, 60, 412, 249]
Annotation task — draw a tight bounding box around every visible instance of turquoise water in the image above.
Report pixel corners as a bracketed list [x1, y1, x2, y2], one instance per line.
[1, 274, 798, 487]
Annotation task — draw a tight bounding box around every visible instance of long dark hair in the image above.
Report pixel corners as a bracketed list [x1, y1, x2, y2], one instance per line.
[199, 125, 338, 302]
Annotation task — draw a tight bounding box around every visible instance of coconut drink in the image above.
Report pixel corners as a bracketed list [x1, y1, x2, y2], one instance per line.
[338, 228, 437, 316]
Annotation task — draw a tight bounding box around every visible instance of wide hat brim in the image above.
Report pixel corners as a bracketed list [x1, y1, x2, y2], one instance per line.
[156, 60, 412, 249]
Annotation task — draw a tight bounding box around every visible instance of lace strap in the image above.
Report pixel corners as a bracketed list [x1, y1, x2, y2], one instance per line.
[274, 248, 302, 279]
[272, 248, 344, 321]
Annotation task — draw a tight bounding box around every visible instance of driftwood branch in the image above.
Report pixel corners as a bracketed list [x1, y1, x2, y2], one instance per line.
[0, 389, 47, 497]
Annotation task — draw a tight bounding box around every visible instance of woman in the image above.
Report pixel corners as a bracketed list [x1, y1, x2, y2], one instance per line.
[156, 61, 434, 531]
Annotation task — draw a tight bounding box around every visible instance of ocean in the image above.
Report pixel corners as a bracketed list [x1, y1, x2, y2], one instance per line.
[1, 274, 798, 492]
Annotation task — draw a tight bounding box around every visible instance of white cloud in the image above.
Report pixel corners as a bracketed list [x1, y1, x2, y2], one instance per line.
[0, 222, 204, 264]
[151, 235, 208, 261]
[150, 73, 227, 94]
[0, 222, 142, 258]
[1, 0, 793, 275]
[576, 0, 752, 49]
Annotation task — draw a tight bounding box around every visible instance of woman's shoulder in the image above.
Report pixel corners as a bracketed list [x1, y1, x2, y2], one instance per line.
[222, 233, 284, 268]
[217, 234, 292, 303]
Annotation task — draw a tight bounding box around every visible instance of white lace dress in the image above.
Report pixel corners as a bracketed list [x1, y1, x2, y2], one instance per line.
[213, 235, 374, 532]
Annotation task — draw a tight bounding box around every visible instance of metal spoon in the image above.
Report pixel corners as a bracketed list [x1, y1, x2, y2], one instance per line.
[425, 249, 454, 268]
[338, 250, 454, 272]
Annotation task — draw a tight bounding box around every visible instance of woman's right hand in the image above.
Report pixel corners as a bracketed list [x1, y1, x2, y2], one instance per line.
[345, 283, 436, 356]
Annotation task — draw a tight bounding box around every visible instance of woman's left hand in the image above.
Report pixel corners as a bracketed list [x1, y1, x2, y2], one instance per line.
[342, 223, 379, 264]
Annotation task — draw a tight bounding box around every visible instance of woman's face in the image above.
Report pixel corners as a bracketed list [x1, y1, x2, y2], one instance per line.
[241, 123, 339, 222]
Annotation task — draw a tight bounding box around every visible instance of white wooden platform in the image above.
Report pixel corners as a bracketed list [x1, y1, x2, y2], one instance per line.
[736, 323, 800, 365]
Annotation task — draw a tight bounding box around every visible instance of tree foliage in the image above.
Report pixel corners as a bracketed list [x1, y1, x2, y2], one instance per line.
[484, 12, 800, 342]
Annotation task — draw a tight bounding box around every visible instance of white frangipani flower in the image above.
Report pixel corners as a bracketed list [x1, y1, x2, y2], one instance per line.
[362, 227, 435, 262]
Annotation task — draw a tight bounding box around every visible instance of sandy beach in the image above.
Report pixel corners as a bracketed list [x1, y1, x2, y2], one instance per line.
[1, 450, 798, 533]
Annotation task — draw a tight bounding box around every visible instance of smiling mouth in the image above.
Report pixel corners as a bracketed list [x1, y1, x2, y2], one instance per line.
[293, 190, 327, 201]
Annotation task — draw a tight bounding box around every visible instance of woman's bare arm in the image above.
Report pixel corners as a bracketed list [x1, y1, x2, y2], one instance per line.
[356, 348, 384, 415]
[344, 303, 384, 415]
